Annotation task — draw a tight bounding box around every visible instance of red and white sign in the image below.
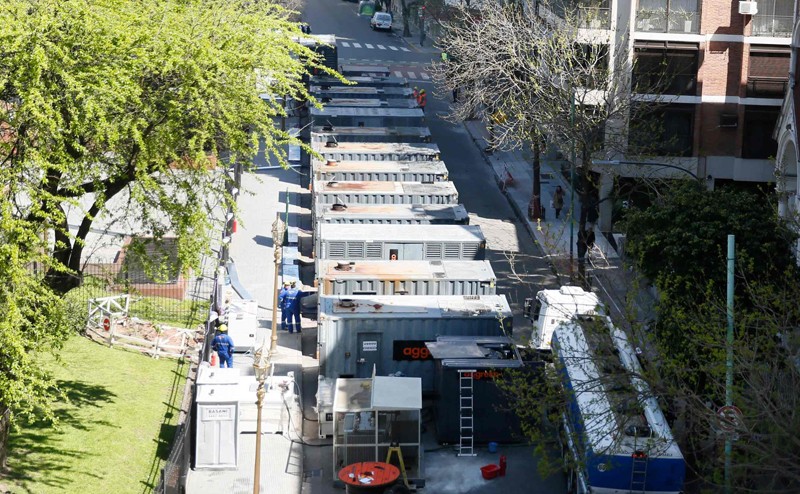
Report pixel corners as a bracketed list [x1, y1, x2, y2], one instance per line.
[717, 405, 743, 432]
[102, 317, 111, 332]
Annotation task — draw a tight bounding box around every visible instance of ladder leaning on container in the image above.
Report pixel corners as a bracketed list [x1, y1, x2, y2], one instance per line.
[458, 369, 477, 456]
[629, 434, 652, 493]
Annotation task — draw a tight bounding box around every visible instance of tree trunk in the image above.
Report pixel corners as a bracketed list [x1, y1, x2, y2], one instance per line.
[400, 0, 412, 37]
[529, 135, 543, 219]
[46, 180, 129, 294]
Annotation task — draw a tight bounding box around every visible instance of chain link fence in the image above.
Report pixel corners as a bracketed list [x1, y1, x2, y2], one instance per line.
[153, 259, 222, 494]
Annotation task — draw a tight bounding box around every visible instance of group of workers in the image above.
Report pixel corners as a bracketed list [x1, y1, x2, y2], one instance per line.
[211, 280, 306, 368]
[279, 281, 305, 334]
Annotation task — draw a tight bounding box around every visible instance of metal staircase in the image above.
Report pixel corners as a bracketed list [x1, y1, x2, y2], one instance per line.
[458, 369, 477, 457]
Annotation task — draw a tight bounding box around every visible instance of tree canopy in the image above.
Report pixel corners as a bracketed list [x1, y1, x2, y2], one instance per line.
[623, 184, 800, 490]
[0, 0, 324, 423]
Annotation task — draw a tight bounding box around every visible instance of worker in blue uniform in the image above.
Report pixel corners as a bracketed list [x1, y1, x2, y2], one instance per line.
[279, 281, 303, 333]
[278, 281, 291, 331]
[279, 281, 292, 332]
[212, 324, 235, 368]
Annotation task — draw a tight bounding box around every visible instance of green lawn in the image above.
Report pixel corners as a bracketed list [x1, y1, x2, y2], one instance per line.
[3, 335, 188, 494]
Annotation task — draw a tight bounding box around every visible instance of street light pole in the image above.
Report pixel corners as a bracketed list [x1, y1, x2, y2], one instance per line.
[271, 216, 286, 354]
[253, 216, 285, 494]
[724, 234, 735, 494]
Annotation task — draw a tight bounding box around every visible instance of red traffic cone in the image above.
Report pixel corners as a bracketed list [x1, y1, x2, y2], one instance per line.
[210, 352, 218, 367]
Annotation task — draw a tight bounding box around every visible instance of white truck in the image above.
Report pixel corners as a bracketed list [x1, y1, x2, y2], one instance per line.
[526, 285, 602, 351]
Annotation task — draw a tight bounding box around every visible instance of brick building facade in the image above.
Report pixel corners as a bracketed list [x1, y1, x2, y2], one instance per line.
[537, 0, 793, 231]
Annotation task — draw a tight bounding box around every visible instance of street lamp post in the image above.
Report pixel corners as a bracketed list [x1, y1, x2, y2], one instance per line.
[252, 344, 269, 494]
[270, 217, 286, 354]
[252, 216, 285, 494]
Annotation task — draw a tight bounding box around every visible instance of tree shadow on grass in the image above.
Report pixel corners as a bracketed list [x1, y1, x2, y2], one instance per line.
[140, 361, 189, 494]
[3, 379, 117, 493]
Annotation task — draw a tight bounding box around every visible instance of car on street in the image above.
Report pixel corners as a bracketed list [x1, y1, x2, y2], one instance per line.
[370, 12, 392, 31]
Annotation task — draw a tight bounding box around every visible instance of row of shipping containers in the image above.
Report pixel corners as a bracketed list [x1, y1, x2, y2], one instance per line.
[305, 67, 528, 444]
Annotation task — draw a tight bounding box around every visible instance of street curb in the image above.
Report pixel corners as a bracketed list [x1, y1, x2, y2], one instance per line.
[463, 122, 542, 251]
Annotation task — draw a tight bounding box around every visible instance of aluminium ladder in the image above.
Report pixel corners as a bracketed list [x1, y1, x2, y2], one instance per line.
[629, 435, 650, 493]
[458, 369, 477, 456]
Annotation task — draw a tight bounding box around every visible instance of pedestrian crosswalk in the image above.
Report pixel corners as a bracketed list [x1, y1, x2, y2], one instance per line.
[340, 41, 411, 52]
[341, 58, 433, 81]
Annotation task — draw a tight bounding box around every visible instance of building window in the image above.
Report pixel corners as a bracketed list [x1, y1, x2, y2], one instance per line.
[747, 47, 790, 97]
[630, 104, 695, 157]
[633, 45, 698, 95]
[636, 0, 699, 34]
[752, 0, 793, 37]
[742, 107, 779, 159]
[550, 0, 612, 29]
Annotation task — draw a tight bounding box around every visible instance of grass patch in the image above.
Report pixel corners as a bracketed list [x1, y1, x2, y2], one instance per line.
[2, 335, 188, 494]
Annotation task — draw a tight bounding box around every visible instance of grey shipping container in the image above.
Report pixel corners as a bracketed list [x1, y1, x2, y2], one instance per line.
[310, 86, 414, 100]
[312, 180, 458, 205]
[316, 223, 486, 261]
[295, 35, 338, 73]
[339, 64, 391, 77]
[314, 203, 469, 225]
[317, 260, 497, 296]
[316, 98, 418, 109]
[317, 295, 513, 392]
[310, 126, 432, 144]
[426, 336, 530, 443]
[311, 141, 440, 161]
[312, 160, 448, 183]
[311, 106, 424, 127]
[310, 75, 408, 88]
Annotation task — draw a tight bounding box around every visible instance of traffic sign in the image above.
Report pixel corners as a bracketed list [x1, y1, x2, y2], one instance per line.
[102, 317, 111, 332]
[717, 405, 743, 433]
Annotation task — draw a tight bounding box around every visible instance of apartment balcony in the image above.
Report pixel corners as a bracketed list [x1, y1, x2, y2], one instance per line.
[752, 15, 793, 37]
[746, 77, 788, 98]
[635, 8, 700, 34]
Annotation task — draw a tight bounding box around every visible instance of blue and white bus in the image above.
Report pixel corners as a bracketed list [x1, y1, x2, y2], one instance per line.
[552, 315, 685, 494]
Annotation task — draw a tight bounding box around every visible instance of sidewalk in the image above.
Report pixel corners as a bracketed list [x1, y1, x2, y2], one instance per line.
[462, 120, 658, 330]
[185, 117, 316, 493]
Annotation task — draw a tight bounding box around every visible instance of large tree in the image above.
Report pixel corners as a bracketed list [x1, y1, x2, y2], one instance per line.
[0, 0, 325, 426]
[622, 185, 800, 490]
[1, 0, 325, 294]
[432, 1, 670, 280]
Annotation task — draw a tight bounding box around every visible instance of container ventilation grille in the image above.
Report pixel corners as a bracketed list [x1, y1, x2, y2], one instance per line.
[346, 242, 365, 259]
[462, 243, 479, 259]
[328, 241, 346, 258]
[425, 244, 443, 259]
[444, 243, 461, 259]
[366, 243, 383, 259]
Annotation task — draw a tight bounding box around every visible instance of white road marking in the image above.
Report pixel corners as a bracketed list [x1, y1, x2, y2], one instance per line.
[365, 44, 374, 49]
[421, 72, 430, 80]
[389, 46, 398, 51]
[408, 71, 416, 78]
[400, 47, 411, 52]
[394, 71, 403, 77]
[378, 45, 387, 50]
[341, 41, 351, 48]
[353, 42, 362, 48]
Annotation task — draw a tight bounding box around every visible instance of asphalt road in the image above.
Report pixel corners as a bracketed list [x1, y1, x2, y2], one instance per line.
[298, 6, 565, 494]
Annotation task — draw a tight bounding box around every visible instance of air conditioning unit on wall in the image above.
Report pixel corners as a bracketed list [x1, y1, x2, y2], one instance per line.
[739, 1, 758, 15]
